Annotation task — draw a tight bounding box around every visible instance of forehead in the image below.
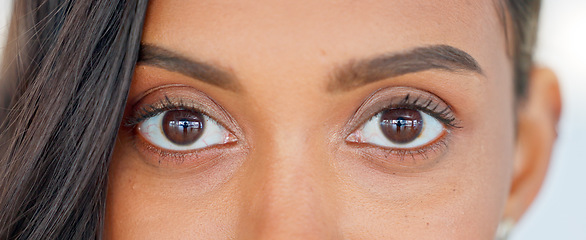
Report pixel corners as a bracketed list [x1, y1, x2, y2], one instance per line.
[142, 0, 507, 84]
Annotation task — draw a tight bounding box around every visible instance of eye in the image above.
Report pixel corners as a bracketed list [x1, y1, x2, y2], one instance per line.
[347, 108, 446, 149]
[137, 109, 236, 151]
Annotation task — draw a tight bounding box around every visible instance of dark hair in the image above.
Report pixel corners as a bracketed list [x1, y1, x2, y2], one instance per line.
[0, 0, 540, 238]
[499, 0, 542, 99]
[0, 0, 148, 238]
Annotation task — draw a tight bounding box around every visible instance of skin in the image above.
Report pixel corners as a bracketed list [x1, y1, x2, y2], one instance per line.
[106, 0, 561, 239]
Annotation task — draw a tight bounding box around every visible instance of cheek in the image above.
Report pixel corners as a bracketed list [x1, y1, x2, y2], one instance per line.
[335, 142, 513, 239]
[105, 130, 242, 239]
[431, 76, 516, 237]
[333, 89, 515, 239]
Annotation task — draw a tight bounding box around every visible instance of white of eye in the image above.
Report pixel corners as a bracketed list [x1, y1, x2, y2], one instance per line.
[347, 110, 445, 149]
[137, 111, 235, 151]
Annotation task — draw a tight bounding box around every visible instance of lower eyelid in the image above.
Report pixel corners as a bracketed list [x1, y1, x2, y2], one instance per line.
[346, 133, 451, 172]
[132, 128, 238, 168]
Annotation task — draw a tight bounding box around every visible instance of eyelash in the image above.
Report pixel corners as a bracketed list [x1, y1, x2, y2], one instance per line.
[123, 87, 244, 167]
[386, 93, 460, 129]
[127, 94, 460, 135]
[125, 95, 203, 128]
[126, 90, 458, 168]
[348, 92, 460, 164]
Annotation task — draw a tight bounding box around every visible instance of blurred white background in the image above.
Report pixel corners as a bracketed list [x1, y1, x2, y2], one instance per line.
[514, 0, 586, 239]
[0, 0, 584, 239]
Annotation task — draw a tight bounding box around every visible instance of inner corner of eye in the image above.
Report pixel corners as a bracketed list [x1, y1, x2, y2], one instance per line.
[346, 131, 362, 143]
[223, 132, 238, 143]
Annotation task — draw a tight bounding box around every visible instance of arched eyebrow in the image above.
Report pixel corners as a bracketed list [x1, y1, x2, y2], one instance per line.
[328, 45, 484, 92]
[138, 44, 481, 93]
[138, 44, 241, 91]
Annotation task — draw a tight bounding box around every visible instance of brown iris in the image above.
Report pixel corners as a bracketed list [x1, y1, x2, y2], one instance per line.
[380, 108, 423, 144]
[162, 110, 205, 145]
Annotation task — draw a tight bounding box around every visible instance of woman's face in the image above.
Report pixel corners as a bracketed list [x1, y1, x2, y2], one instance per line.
[107, 0, 521, 238]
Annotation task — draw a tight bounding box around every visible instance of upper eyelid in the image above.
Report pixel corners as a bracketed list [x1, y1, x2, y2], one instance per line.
[387, 95, 460, 128]
[127, 98, 233, 133]
[125, 85, 241, 135]
[344, 87, 459, 136]
[125, 99, 208, 127]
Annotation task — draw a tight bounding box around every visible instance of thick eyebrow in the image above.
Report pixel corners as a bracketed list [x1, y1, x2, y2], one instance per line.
[138, 44, 240, 91]
[328, 45, 483, 92]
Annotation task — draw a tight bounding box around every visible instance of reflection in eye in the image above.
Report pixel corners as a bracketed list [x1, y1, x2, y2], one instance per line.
[348, 108, 445, 149]
[138, 109, 235, 151]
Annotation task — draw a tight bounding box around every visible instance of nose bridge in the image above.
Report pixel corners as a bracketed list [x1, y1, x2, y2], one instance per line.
[238, 127, 342, 239]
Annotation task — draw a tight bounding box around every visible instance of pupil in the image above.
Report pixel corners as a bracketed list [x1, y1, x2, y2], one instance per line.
[380, 108, 423, 144]
[162, 110, 205, 145]
[395, 117, 405, 127]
